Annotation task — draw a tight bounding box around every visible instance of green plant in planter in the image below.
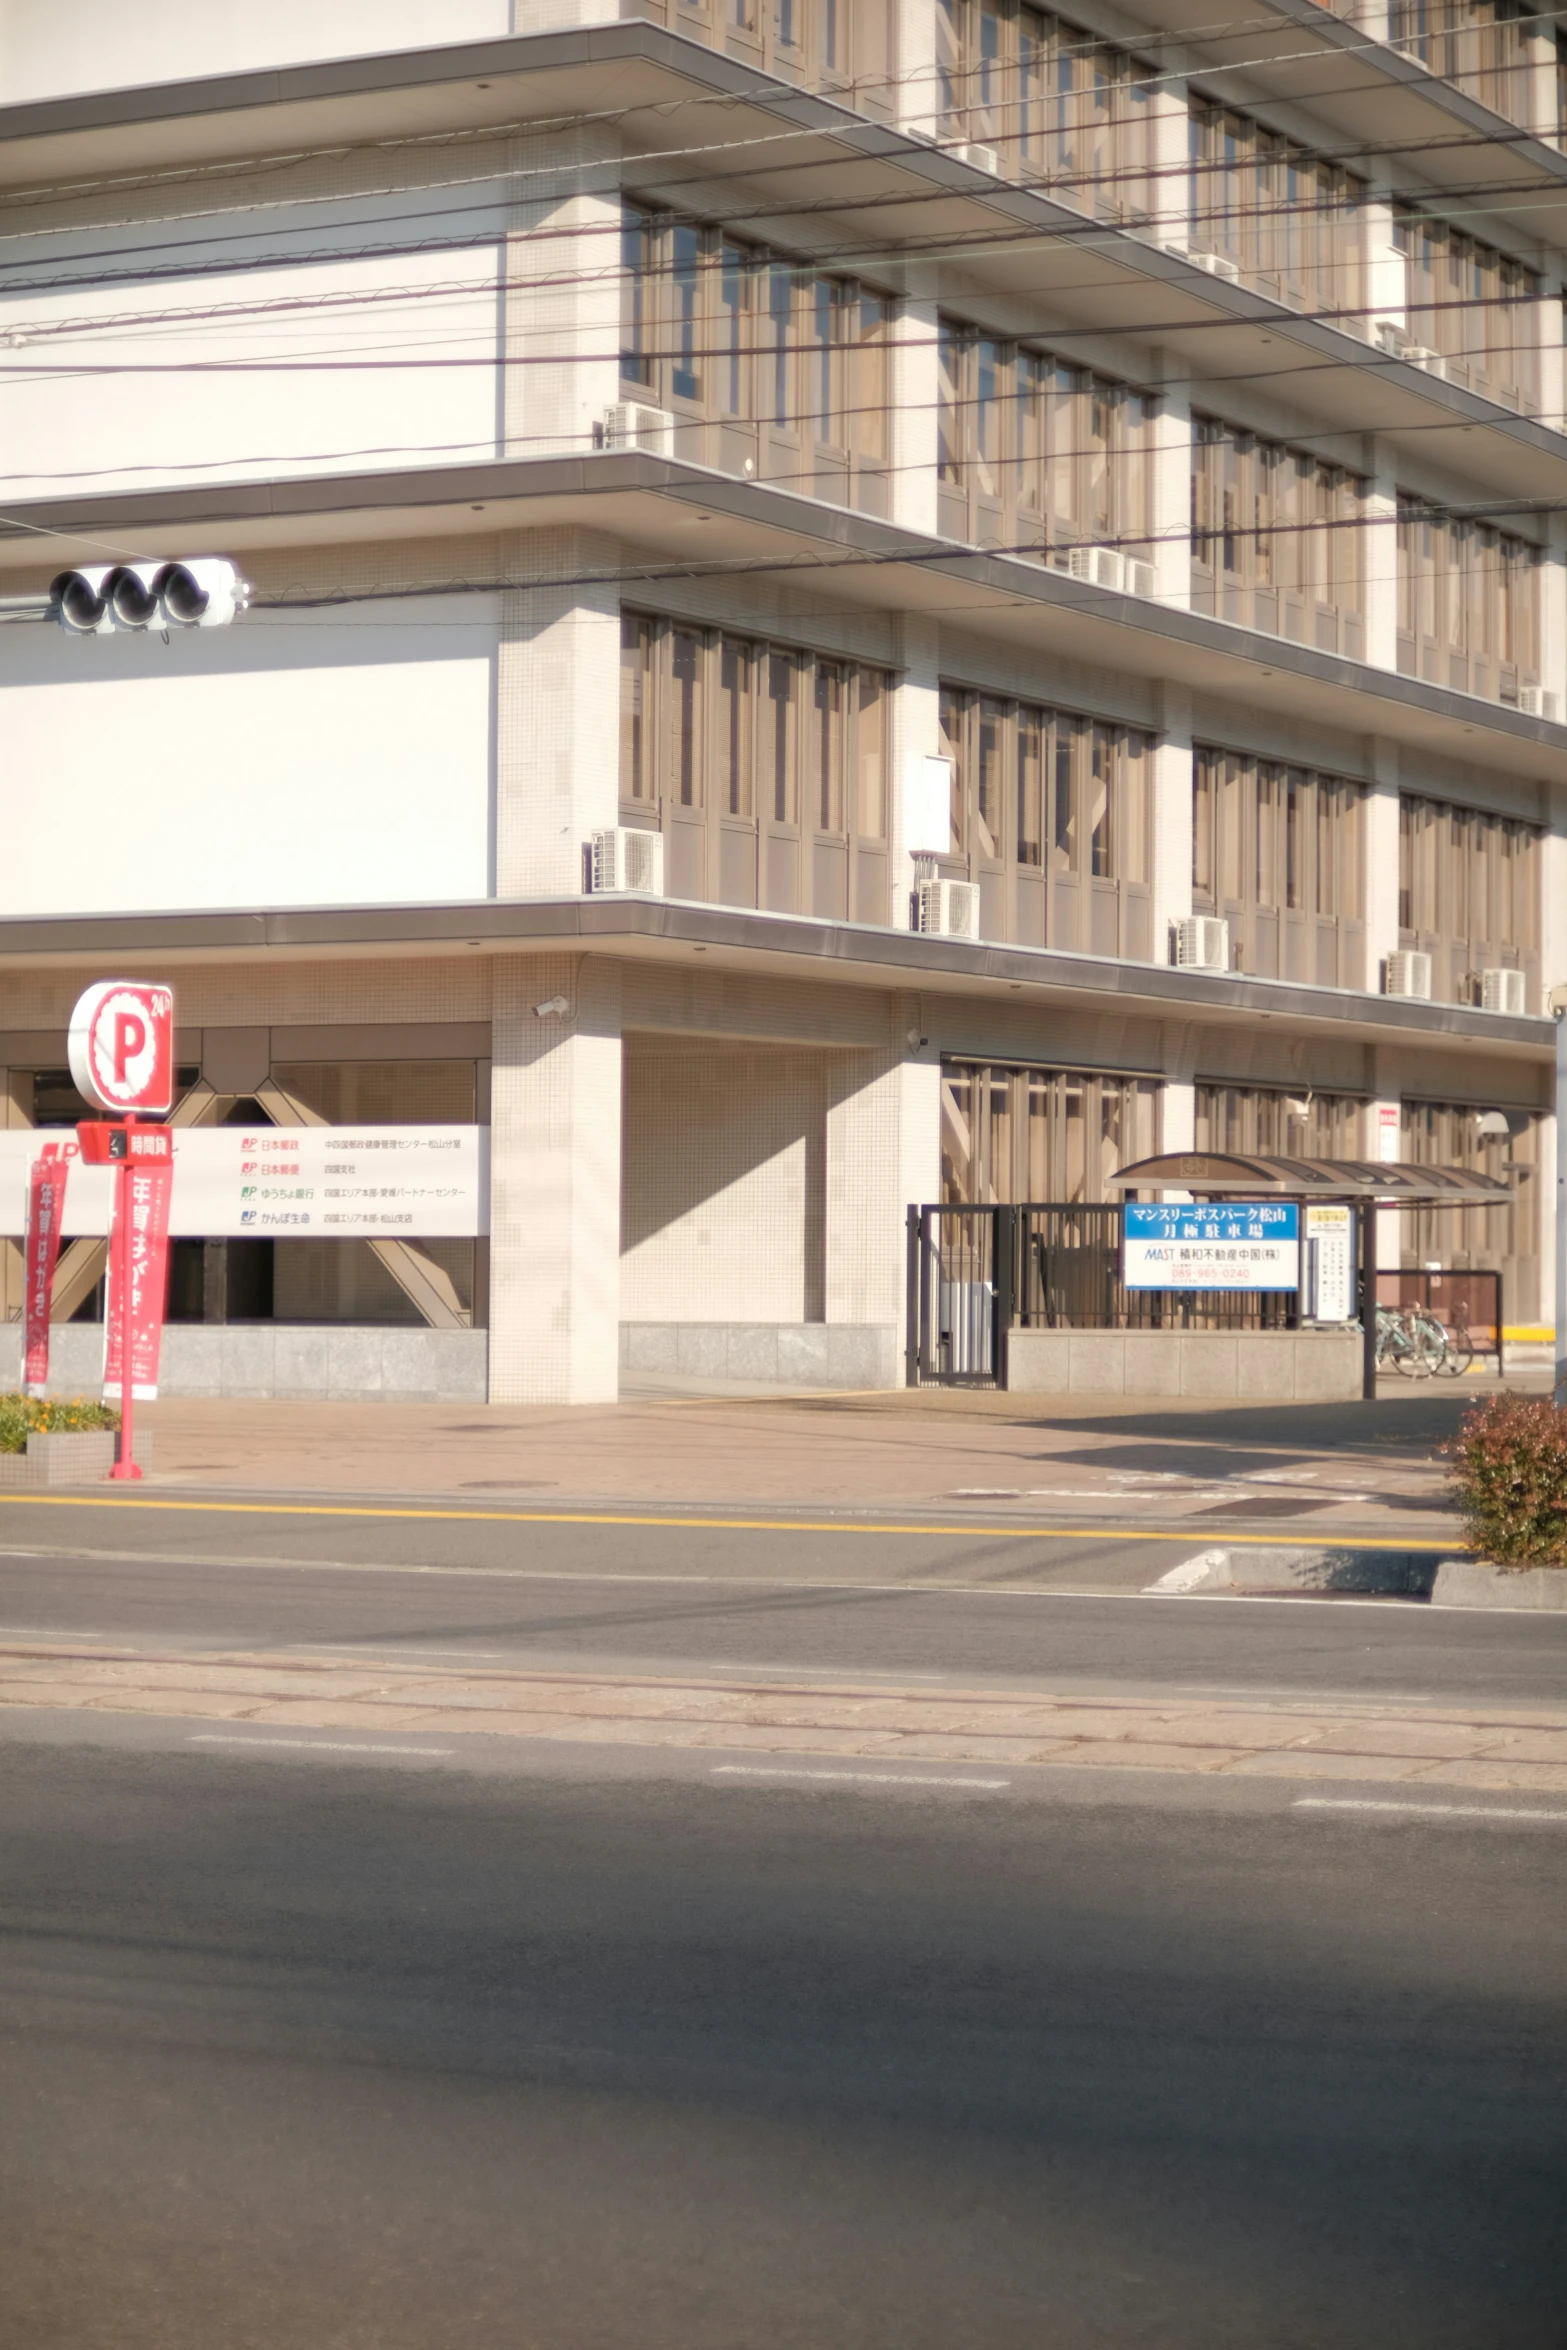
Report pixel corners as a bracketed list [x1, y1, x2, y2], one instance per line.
[1442, 1395, 1567, 1568]
[0, 1392, 121, 1455]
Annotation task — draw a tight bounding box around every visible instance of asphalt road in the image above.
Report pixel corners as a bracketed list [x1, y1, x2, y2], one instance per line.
[2, 1738, 1564, 2349]
[0, 1497, 1565, 1707]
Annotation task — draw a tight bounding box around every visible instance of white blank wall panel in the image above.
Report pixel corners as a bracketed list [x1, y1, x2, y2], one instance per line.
[620, 1041, 827, 1323]
[1, 604, 495, 915]
[0, 250, 504, 495]
[0, 3, 511, 102]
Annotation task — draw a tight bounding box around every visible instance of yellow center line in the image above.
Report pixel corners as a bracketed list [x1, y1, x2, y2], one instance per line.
[0, 1491, 1463, 1550]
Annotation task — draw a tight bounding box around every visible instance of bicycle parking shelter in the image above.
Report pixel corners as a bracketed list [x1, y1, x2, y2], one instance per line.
[1109, 1153, 1514, 1400]
[907, 1154, 1512, 1397]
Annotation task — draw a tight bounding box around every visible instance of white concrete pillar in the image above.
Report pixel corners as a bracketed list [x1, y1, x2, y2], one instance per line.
[495, 530, 621, 899]
[1151, 683, 1193, 964]
[889, 276, 939, 537]
[1537, 272, 1565, 434]
[1540, 513, 1567, 719]
[894, 0, 939, 138]
[825, 1042, 907, 1380]
[1363, 444, 1400, 675]
[488, 953, 622, 1403]
[501, 127, 620, 462]
[1147, 71, 1189, 253]
[1150, 373, 1192, 609]
[1363, 736, 1401, 996]
[892, 612, 943, 917]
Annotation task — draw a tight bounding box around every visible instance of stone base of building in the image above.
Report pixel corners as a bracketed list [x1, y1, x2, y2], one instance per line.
[8, 1325, 489, 1404]
[620, 1321, 899, 1389]
[1006, 1326, 1362, 1401]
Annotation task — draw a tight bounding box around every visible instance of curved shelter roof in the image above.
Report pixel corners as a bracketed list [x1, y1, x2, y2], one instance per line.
[1108, 1153, 1512, 1205]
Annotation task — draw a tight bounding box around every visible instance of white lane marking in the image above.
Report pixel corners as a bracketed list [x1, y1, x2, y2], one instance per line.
[188, 1735, 453, 1756]
[294, 1644, 512, 1662]
[712, 1765, 1009, 1790]
[0, 1625, 105, 1638]
[1294, 1797, 1567, 1826]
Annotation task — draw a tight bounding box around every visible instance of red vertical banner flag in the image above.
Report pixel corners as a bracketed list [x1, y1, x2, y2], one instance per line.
[23, 1151, 70, 1397]
[102, 1156, 173, 1403]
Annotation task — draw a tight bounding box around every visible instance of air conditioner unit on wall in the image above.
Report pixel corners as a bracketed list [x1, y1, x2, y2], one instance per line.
[1518, 685, 1559, 720]
[1384, 949, 1433, 1000]
[956, 141, 1001, 174]
[1481, 966, 1527, 1015]
[1066, 544, 1125, 593]
[1179, 247, 1241, 283]
[915, 878, 981, 941]
[599, 402, 674, 456]
[1123, 558, 1157, 599]
[1174, 915, 1230, 972]
[590, 827, 664, 894]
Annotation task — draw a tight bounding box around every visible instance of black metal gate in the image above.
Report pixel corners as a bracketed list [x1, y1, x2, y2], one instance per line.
[905, 1204, 1014, 1388]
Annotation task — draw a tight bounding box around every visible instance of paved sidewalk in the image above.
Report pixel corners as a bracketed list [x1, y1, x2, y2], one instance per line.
[3, 1638, 1565, 1795]
[126, 1385, 1488, 1535]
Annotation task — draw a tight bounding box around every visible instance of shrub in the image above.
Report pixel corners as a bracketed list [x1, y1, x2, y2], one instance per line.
[1442, 1395, 1567, 1567]
[0, 1392, 120, 1456]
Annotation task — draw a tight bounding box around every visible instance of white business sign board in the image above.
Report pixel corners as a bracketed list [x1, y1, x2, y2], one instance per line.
[1, 1127, 488, 1238]
[1122, 1203, 1300, 1291]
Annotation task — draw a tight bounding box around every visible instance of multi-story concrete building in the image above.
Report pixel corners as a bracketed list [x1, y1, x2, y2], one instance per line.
[0, 0, 1560, 1401]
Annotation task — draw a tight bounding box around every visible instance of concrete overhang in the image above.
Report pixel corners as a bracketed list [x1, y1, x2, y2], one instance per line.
[0, 23, 1561, 511]
[0, 892, 1548, 1068]
[5, 448, 1564, 799]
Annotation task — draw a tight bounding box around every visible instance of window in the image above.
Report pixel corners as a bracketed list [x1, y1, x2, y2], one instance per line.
[937, 3, 1155, 222]
[1193, 748, 1365, 985]
[1391, 1, 1538, 130]
[1191, 418, 1366, 656]
[1195, 1083, 1363, 1158]
[620, 610, 890, 921]
[623, 0, 894, 113]
[1397, 793, 1540, 1006]
[1394, 208, 1539, 410]
[941, 1060, 1160, 1202]
[1188, 102, 1364, 315]
[941, 687, 1152, 957]
[620, 206, 892, 514]
[937, 327, 1155, 570]
[1396, 500, 1541, 705]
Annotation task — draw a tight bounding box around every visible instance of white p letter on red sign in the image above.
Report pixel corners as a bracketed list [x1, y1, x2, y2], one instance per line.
[68, 981, 175, 1116]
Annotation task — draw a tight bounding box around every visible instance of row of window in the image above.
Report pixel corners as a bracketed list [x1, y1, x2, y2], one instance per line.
[625, 0, 896, 113]
[1190, 422, 1366, 658]
[936, 331, 1154, 557]
[1396, 499, 1542, 699]
[1192, 751, 1366, 989]
[617, 620, 1545, 1004]
[620, 210, 892, 511]
[935, 1, 1156, 222]
[939, 1061, 1538, 1281]
[1388, 0, 1558, 136]
[619, 613, 890, 920]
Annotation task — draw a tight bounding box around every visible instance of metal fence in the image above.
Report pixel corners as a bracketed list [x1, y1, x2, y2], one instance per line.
[1376, 1267, 1502, 1359]
[907, 1203, 1297, 1387]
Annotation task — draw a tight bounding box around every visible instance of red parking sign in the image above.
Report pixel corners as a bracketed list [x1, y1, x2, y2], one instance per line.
[68, 981, 174, 1116]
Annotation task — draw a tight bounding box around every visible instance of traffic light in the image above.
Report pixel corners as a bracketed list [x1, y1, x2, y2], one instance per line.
[50, 559, 249, 635]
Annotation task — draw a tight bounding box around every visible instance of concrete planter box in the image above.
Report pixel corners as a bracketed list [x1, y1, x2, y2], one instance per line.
[0, 1429, 152, 1487]
[1007, 1326, 1361, 1401]
[1432, 1559, 1567, 1610]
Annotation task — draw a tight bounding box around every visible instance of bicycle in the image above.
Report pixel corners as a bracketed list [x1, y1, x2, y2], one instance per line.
[1433, 1317, 1477, 1377]
[1375, 1303, 1444, 1378]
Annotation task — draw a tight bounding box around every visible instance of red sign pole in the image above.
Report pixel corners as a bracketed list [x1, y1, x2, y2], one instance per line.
[110, 1118, 139, 1481]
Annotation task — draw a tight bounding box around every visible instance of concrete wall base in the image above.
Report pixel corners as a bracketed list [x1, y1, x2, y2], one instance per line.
[1432, 1559, 1567, 1609]
[1006, 1326, 1363, 1401]
[620, 1322, 899, 1389]
[4, 1325, 489, 1404]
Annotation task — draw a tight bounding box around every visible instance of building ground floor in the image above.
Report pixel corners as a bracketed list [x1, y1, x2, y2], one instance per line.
[0, 911, 1552, 1402]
